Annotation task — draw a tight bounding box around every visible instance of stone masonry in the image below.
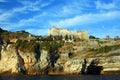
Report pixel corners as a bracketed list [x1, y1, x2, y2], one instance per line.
[48, 27, 89, 40]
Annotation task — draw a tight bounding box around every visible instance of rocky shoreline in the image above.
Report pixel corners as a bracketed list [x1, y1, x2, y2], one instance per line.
[1, 70, 120, 75]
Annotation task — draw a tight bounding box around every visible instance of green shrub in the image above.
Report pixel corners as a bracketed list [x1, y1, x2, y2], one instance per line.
[97, 46, 111, 53]
[96, 44, 120, 54]
[16, 40, 40, 53]
[40, 41, 64, 51]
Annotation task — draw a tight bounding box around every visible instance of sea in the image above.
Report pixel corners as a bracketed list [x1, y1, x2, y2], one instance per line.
[0, 75, 120, 80]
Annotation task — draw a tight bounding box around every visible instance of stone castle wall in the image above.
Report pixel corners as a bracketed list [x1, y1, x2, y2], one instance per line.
[48, 27, 89, 39]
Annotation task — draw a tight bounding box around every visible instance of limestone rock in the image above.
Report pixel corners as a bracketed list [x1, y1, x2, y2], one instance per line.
[64, 59, 83, 74]
[0, 44, 25, 74]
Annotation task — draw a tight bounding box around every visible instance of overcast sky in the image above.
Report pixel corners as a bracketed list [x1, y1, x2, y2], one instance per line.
[0, 0, 120, 38]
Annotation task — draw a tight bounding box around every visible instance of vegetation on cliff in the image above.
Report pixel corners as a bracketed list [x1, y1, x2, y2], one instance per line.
[40, 41, 64, 51]
[88, 44, 120, 54]
[0, 28, 29, 40]
[15, 40, 40, 53]
[15, 40, 64, 53]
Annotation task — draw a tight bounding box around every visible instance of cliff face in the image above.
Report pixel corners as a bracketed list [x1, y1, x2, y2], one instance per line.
[1, 28, 120, 74]
[57, 39, 120, 74]
[0, 43, 23, 73]
[0, 41, 49, 74]
[0, 38, 120, 75]
[61, 55, 120, 74]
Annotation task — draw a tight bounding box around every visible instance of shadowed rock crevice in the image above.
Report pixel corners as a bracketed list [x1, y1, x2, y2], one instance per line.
[16, 50, 26, 74]
[81, 59, 103, 75]
[49, 46, 59, 68]
[81, 59, 87, 74]
[86, 59, 103, 74]
[34, 44, 41, 62]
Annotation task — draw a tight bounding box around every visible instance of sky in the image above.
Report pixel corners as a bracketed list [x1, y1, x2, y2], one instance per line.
[0, 0, 120, 38]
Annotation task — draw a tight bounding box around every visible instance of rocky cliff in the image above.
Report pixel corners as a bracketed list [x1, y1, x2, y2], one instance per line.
[0, 37, 120, 75]
[57, 39, 120, 74]
[0, 40, 50, 74]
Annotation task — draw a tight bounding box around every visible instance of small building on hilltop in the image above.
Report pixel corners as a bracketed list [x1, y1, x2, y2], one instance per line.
[48, 27, 89, 40]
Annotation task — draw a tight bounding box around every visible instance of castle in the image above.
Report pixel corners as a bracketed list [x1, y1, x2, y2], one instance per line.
[48, 27, 89, 40]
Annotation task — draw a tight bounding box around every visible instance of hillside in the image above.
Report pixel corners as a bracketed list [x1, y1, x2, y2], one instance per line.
[0, 28, 120, 75]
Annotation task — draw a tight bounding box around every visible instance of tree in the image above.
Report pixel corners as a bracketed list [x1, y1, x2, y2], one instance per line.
[89, 35, 96, 39]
